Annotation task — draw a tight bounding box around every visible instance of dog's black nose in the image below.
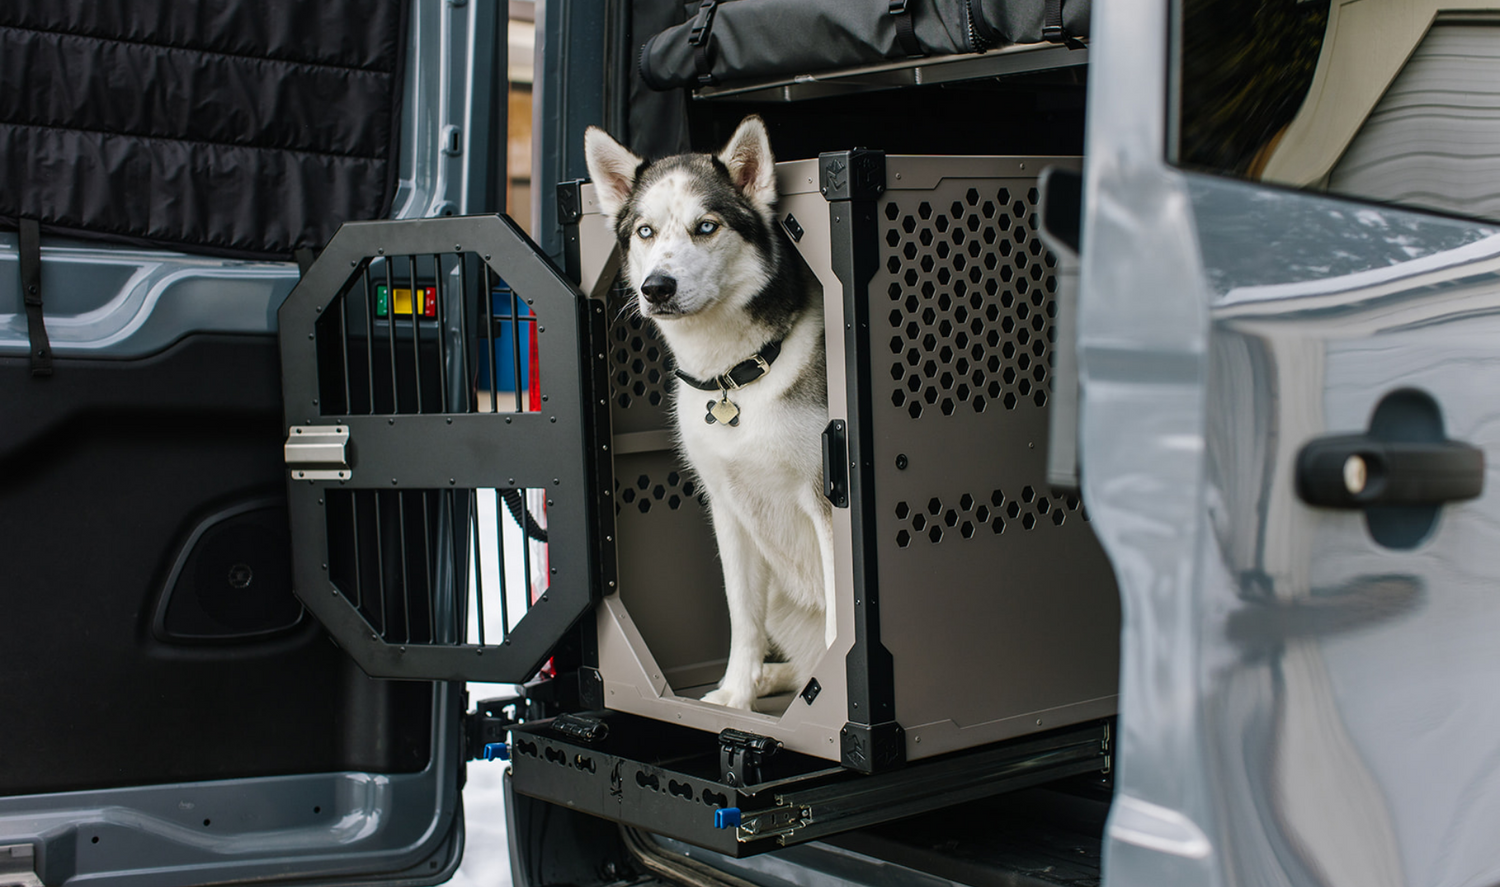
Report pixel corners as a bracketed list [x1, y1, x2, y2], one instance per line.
[640, 274, 677, 305]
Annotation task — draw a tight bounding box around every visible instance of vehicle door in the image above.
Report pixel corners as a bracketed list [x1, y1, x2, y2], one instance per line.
[1085, 1, 1500, 885]
[0, 3, 512, 885]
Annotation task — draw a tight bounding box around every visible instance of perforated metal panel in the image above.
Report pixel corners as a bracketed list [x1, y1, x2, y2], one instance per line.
[866, 161, 1119, 758]
[607, 281, 675, 432]
[884, 185, 1058, 419]
[893, 486, 1088, 547]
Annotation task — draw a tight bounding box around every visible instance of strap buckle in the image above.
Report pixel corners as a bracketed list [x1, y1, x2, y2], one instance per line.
[888, 0, 909, 13]
[722, 354, 770, 391]
[688, 0, 718, 46]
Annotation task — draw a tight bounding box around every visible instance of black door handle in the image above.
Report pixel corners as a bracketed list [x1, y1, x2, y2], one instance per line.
[1296, 435, 1485, 508]
[822, 420, 849, 508]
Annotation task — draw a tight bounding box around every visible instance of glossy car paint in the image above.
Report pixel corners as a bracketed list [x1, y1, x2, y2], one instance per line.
[1085, 1, 1500, 885]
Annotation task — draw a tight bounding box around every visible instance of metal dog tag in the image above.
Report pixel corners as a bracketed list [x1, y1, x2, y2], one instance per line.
[707, 394, 741, 426]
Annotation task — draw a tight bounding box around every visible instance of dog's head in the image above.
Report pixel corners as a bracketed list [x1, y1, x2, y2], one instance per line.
[584, 116, 777, 321]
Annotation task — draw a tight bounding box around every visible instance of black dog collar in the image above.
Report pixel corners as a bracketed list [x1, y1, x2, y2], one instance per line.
[673, 338, 784, 392]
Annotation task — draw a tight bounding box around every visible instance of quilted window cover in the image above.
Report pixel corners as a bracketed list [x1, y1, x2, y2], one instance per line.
[0, 1, 408, 259]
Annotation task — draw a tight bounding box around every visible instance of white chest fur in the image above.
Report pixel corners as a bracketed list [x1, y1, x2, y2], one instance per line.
[658, 305, 836, 708]
[671, 306, 827, 538]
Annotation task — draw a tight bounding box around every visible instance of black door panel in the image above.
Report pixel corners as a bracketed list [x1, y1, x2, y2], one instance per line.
[0, 335, 432, 796]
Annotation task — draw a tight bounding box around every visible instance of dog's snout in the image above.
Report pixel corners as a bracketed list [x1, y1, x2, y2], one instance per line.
[640, 273, 678, 305]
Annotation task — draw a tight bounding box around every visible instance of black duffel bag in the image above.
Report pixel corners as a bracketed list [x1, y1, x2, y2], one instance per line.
[639, 0, 1088, 91]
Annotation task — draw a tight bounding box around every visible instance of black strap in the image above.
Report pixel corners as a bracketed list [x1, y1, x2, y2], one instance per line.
[1042, 0, 1085, 48]
[19, 218, 52, 377]
[688, 0, 718, 86]
[674, 338, 784, 392]
[890, 0, 923, 58]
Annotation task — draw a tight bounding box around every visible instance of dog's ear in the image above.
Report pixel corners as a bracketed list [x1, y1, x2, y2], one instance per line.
[585, 126, 643, 221]
[718, 115, 776, 210]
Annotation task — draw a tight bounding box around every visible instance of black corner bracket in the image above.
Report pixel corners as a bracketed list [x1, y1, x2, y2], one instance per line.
[556, 179, 585, 224]
[578, 666, 605, 709]
[819, 150, 887, 203]
[840, 721, 905, 774]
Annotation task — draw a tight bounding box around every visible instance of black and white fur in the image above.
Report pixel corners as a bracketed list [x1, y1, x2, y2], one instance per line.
[585, 116, 834, 711]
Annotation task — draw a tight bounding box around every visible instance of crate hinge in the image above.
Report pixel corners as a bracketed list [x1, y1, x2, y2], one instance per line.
[284, 424, 350, 481]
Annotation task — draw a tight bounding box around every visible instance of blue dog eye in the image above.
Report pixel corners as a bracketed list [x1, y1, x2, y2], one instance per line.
[696, 220, 719, 235]
[637, 225, 654, 239]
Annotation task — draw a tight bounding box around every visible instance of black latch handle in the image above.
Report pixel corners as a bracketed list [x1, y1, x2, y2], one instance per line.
[822, 420, 849, 508]
[1296, 434, 1484, 508]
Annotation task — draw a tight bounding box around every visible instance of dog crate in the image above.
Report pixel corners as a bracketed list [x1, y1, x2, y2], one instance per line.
[277, 152, 1119, 850]
[565, 151, 1120, 772]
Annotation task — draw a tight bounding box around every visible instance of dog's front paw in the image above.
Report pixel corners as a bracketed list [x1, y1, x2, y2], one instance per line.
[702, 686, 755, 710]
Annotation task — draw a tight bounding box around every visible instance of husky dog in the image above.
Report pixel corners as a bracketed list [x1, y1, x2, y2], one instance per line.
[585, 116, 835, 711]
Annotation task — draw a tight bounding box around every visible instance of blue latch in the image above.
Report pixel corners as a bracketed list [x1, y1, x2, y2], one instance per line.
[482, 742, 510, 762]
[713, 807, 742, 830]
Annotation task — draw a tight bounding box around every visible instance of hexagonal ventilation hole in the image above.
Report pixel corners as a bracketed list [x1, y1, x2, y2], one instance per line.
[607, 286, 673, 412]
[881, 179, 1059, 422]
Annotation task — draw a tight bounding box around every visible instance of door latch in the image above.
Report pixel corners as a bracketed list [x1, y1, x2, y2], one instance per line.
[284, 425, 350, 481]
[821, 420, 849, 508]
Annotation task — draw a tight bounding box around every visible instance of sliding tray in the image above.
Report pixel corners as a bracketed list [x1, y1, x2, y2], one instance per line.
[507, 710, 1110, 857]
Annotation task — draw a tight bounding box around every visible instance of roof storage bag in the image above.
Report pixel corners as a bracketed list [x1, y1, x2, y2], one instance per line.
[639, 0, 1087, 91]
[0, 1, 408, 260]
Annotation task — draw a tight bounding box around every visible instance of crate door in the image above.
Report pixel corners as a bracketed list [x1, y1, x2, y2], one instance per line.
[279, 215, 600, 682]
